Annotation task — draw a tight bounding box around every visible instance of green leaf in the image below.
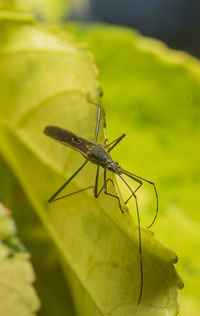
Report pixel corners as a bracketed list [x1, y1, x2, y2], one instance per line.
[0, 155, 78, 316]
[0, 203, 40, 315]
[66, 23, 200, 315]
[0, 12, 183, 316]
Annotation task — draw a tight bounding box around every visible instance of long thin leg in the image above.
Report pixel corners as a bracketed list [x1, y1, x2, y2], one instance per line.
[120, 173, 142, 204]
[94, 166, 100, 198]
[94, 103, 101, 144]
[120, 168, 158, 229]
[116, 172, 143, 305]
[48, 185, 94, 202]
[95, 177, 115, 198]
[125, 182, 143, 204]
[87, 95, 105, 144]
[118, 171, 142, 204]
[95, 169, 143, 304]
[48, 160, 88, 203]
[103, 170, 124, 213]
[94, 167, 124, 212]
[105, 133, 126, 153]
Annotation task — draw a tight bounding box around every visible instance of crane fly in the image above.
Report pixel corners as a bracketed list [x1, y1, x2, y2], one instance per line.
[43, 95, 158, 305]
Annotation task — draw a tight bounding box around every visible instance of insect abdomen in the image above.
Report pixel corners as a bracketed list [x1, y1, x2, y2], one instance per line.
[44, 126, 78, 144]
[43, 125, 93, 155]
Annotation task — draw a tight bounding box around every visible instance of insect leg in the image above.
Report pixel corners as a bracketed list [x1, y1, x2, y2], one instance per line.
[94, 103, 101, 144]
[118, 172, 143, 204]
[93, 166, 124, 213]
[94, 166, 124, 213]
[48, 186, 94, 202]
[95, 169, 143, 303]
[125, 181, 143, 204]
[48, 160, 88, 203]
[87, 95, 106, 144]
[117, 173, 143, 305]
[120, 168, 158, 229]
[94, 167, 114, 197]
[93, 166, 123, 211]
[94, 166, 115, 197]
[102, 170, 125, 213]
[94, 166, 100, 198]
[106, 133, 126, 153]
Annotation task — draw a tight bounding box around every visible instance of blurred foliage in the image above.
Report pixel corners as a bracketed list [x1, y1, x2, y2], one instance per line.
[0, 9, 184, 316]
[65, 23, 200, 315]
[0, 203, 40, 315]
[0, 0, 89, 22]
[0, 0, 18, 11]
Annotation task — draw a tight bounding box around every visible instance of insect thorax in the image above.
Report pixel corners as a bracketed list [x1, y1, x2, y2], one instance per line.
[87, 145, 111, 167]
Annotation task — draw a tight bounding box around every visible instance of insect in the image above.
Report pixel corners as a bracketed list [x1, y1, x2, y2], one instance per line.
[43, 95, 158, 305]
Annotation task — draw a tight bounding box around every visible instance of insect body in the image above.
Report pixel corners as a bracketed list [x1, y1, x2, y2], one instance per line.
[44, 126, 120, 171]
[44, 97, 158, 305]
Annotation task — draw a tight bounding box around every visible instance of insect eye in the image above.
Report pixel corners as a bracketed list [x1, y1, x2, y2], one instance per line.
[71, 136, 78, 143]
[108, 166, 112, 171]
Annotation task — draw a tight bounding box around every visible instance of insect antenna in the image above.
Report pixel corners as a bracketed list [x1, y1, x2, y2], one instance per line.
[116, 172, 143, 305]
[119, 168, 158, 229]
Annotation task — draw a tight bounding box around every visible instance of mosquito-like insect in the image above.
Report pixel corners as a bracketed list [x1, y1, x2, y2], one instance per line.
[43, 96, 158, 305]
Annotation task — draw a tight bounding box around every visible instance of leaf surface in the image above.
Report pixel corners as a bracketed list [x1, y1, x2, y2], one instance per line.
[0, 203, 40, 315]
[67, 23, 200, 315]
[0, 13, 183, 316]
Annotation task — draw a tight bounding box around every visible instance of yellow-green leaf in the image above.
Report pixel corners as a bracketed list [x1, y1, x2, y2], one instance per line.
[0, 12, 183, 316]
[0, 203, 40, 315]
[66, 23, 200, 315]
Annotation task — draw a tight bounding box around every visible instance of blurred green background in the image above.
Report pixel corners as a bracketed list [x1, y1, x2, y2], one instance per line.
[0, 0, 200, 315]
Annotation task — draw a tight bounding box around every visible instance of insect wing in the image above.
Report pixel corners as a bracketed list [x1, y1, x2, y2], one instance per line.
[44, 126, 92, 156]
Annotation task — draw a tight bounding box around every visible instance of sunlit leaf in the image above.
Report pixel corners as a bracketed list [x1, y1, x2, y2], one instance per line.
[0, 203, 40, 315]
[67, 23, 200, 315]
[0, 12, 183, 316]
